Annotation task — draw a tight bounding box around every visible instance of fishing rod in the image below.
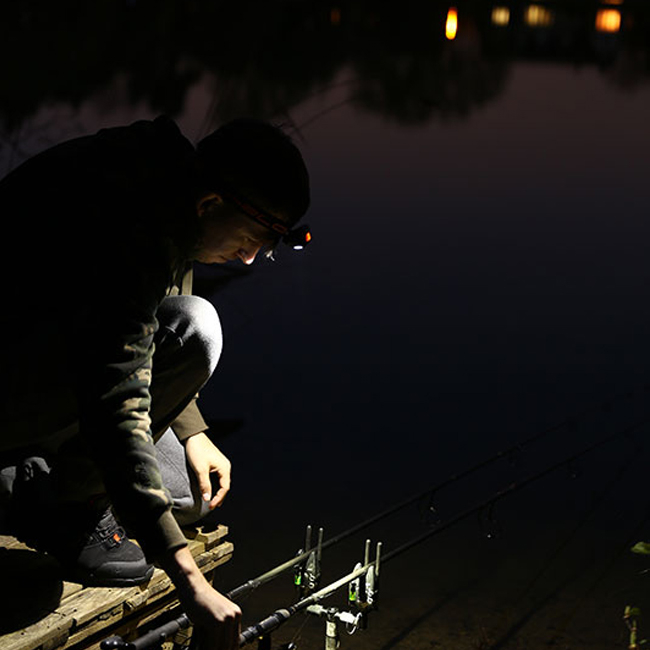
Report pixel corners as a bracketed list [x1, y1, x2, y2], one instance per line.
[235, 415, 650, 648]
[381, 415, 648, 566]
[229, 384, 650, 602]
[98, 547, 380, 650]
[102, 414, 649, 650]
[239, 543, 382, 647]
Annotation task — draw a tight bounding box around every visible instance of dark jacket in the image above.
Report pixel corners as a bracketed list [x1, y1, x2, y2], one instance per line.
[0, 116, 206, 557]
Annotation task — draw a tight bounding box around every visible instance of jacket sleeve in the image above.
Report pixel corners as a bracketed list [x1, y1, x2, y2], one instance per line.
[172, 397, 209, 441]
[68, 248, 189, 560]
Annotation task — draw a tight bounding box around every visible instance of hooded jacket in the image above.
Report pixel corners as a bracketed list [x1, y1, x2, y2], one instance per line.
[0, 116, 208, 557]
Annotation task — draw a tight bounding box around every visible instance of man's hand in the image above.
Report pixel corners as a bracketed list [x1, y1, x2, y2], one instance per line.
[184, 432, 231, 508]
[160, 547, 241, 650]
[185, 578, 241, 650]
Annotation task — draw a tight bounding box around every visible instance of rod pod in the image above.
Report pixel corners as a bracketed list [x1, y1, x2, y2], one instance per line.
[306, 539, 382, 647]
[294, 525, 323, 598]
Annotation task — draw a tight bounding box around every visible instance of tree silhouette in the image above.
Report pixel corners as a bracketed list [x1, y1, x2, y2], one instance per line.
[0, 0, 647, 134]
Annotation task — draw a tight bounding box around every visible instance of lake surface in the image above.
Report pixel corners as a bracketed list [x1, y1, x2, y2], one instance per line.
[3, 2, 650, 647]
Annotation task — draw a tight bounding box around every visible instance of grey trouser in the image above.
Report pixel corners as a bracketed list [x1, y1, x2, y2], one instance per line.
[0, 295, 223, 530]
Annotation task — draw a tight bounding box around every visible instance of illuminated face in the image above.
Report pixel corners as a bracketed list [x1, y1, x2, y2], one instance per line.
[194, 194, 283, 265]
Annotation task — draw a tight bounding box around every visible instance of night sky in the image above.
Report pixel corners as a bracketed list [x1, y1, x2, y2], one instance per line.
[3, 3, 650, 647]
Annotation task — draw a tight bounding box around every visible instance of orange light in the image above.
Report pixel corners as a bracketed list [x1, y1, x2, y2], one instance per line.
[446, 7, 458, 40]
[595, 9, 621, 33]
[305, 231, 312, 243]
[330, 7, 341, 26]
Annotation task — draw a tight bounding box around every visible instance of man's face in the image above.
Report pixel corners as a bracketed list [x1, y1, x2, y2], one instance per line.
[194, 195, 283, 265]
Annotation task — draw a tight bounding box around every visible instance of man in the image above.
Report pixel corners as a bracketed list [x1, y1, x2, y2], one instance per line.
[0, 115, 311, 650]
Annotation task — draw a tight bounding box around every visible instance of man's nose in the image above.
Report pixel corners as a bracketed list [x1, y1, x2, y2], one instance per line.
[237, 244, 262, 265]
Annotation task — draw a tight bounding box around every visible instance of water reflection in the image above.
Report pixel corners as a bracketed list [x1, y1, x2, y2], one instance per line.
[1, 1, 649, 152]
[524, 4, 554, 27]
[595, 8, 622, 34]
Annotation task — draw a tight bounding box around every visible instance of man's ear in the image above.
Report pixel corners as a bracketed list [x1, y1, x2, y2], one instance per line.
[197, 193, 223, 217]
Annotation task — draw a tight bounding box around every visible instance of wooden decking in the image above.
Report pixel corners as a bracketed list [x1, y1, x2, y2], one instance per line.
[0, 526, 234, 650]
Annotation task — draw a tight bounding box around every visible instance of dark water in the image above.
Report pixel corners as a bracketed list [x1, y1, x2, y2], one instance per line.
[3, 2, 650, 647]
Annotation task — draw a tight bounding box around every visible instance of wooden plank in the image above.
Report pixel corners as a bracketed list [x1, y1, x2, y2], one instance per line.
[3, 543, 234, 650]
[54, 525, 228, 610]
[68, 550, 234, 650]
[0, 534, 32, 551]
[3, 613, 73, 650]
[0, 545, 69, 650]
[59, 584, 85, 602]
[182, 524, 228, 550]
[0, 527, 233, 650]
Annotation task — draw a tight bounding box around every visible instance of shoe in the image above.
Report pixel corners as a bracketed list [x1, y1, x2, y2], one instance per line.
[7, 458, 154, 587]
[17, 503, 154, 587]
[60, 506, 155, 587]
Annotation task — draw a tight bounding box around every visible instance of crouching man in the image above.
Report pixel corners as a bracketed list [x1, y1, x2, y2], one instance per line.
[0, 115, 311, 650]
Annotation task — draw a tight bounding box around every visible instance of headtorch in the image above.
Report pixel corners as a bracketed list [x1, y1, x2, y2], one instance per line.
[219, 188, 312, 255]
[282, 224, 312, 250]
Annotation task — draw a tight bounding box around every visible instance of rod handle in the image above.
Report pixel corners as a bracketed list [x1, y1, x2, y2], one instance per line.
[239, 609, 291, 646]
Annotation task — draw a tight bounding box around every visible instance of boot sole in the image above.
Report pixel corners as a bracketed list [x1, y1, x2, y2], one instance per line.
[66, 563, 155, 588]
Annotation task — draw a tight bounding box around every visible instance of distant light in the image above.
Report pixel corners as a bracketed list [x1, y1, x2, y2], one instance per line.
[330, 7, 341, 26]
[492, 7, 511, 26]
[293, 245, 304, 251]
[595, 9, 621, 33]
[524, 4, 554, 27]
[446, 7, 458, 40]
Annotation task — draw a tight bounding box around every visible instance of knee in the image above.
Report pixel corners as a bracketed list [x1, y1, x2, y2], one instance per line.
[183, 296, 223, 378]
[159, 295, 223, 381]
